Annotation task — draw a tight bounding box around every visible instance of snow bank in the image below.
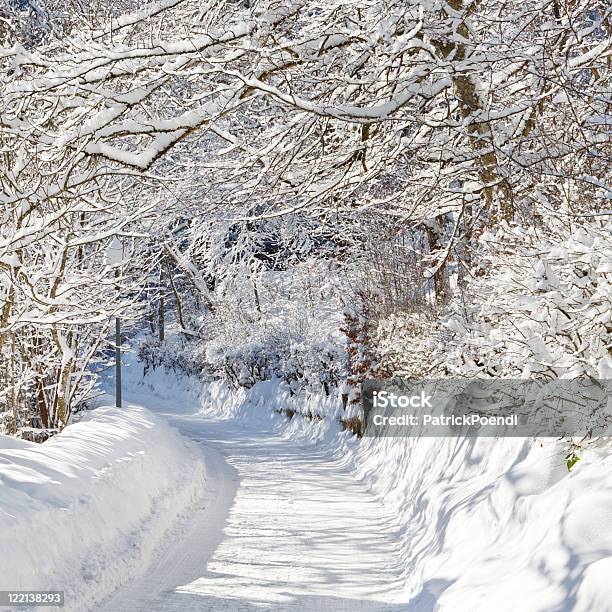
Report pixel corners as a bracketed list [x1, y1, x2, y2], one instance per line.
[0, 404, 206, 611]
[354, 433, 612, 611]
[199, 379, 612, 612]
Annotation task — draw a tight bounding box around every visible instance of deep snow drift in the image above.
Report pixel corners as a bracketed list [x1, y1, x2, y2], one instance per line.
[0, 403, 206, 611]
[198, 378, 612, 611]
[2, 358, 611, 611]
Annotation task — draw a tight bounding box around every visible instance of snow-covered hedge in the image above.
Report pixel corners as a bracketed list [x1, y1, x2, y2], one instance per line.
[365, 222, 612, 381]
[203, 264, 348, 392]
[370, 312, 445, 378]
[139, 261, 349, 394]
[0, 404, 206, 611]
[442, 222, 612, 379]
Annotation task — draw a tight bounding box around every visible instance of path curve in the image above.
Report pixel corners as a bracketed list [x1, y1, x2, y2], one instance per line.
[99, 413, 406, 611]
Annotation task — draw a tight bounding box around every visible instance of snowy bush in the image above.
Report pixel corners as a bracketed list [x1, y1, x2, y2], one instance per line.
[204, 307, 348, 394]
[138, 334, 207, 379]
[371, 312, 446, 378]
[206, 339, 284, 389]
[442, 222, 612, 379]
[139, 259, 349, 395]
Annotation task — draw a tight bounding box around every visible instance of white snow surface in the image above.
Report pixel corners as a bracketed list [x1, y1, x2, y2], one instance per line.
[0, 401, 206, 612]
[194, 378, 612, 612]
[104, 363, 612, 611]
[3, 359, 612, 611]
[99, 364, 407, 611]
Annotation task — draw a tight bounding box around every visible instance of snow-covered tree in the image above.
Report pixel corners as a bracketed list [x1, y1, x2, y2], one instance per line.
[1, 0, 610, 434]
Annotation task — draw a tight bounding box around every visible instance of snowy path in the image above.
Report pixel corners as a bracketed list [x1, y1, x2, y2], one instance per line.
[99, 412, 407, 611]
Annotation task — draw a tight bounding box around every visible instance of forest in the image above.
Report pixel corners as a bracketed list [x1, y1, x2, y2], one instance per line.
[1, 0, 609, 437]
[0, 1, 611, 609]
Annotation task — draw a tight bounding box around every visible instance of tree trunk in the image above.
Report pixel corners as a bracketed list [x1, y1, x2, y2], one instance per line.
[158, 264, 165, 342]
[434, 0, 514, 223]
[425, 220, 451, 304]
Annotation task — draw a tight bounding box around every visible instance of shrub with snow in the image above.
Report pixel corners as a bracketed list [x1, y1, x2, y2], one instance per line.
[441, 222, 612, 379]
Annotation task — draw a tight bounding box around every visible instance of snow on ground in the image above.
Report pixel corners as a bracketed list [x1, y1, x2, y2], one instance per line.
[196, 378, 612, 611]
[99, 416, 408, 611]
[3, 355, 612, 611]
[98, 360, 408, 611]
[0, 402, 206, 612]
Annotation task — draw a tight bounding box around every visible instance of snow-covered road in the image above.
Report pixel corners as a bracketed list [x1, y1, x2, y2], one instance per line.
[99, 412, 407, 611]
